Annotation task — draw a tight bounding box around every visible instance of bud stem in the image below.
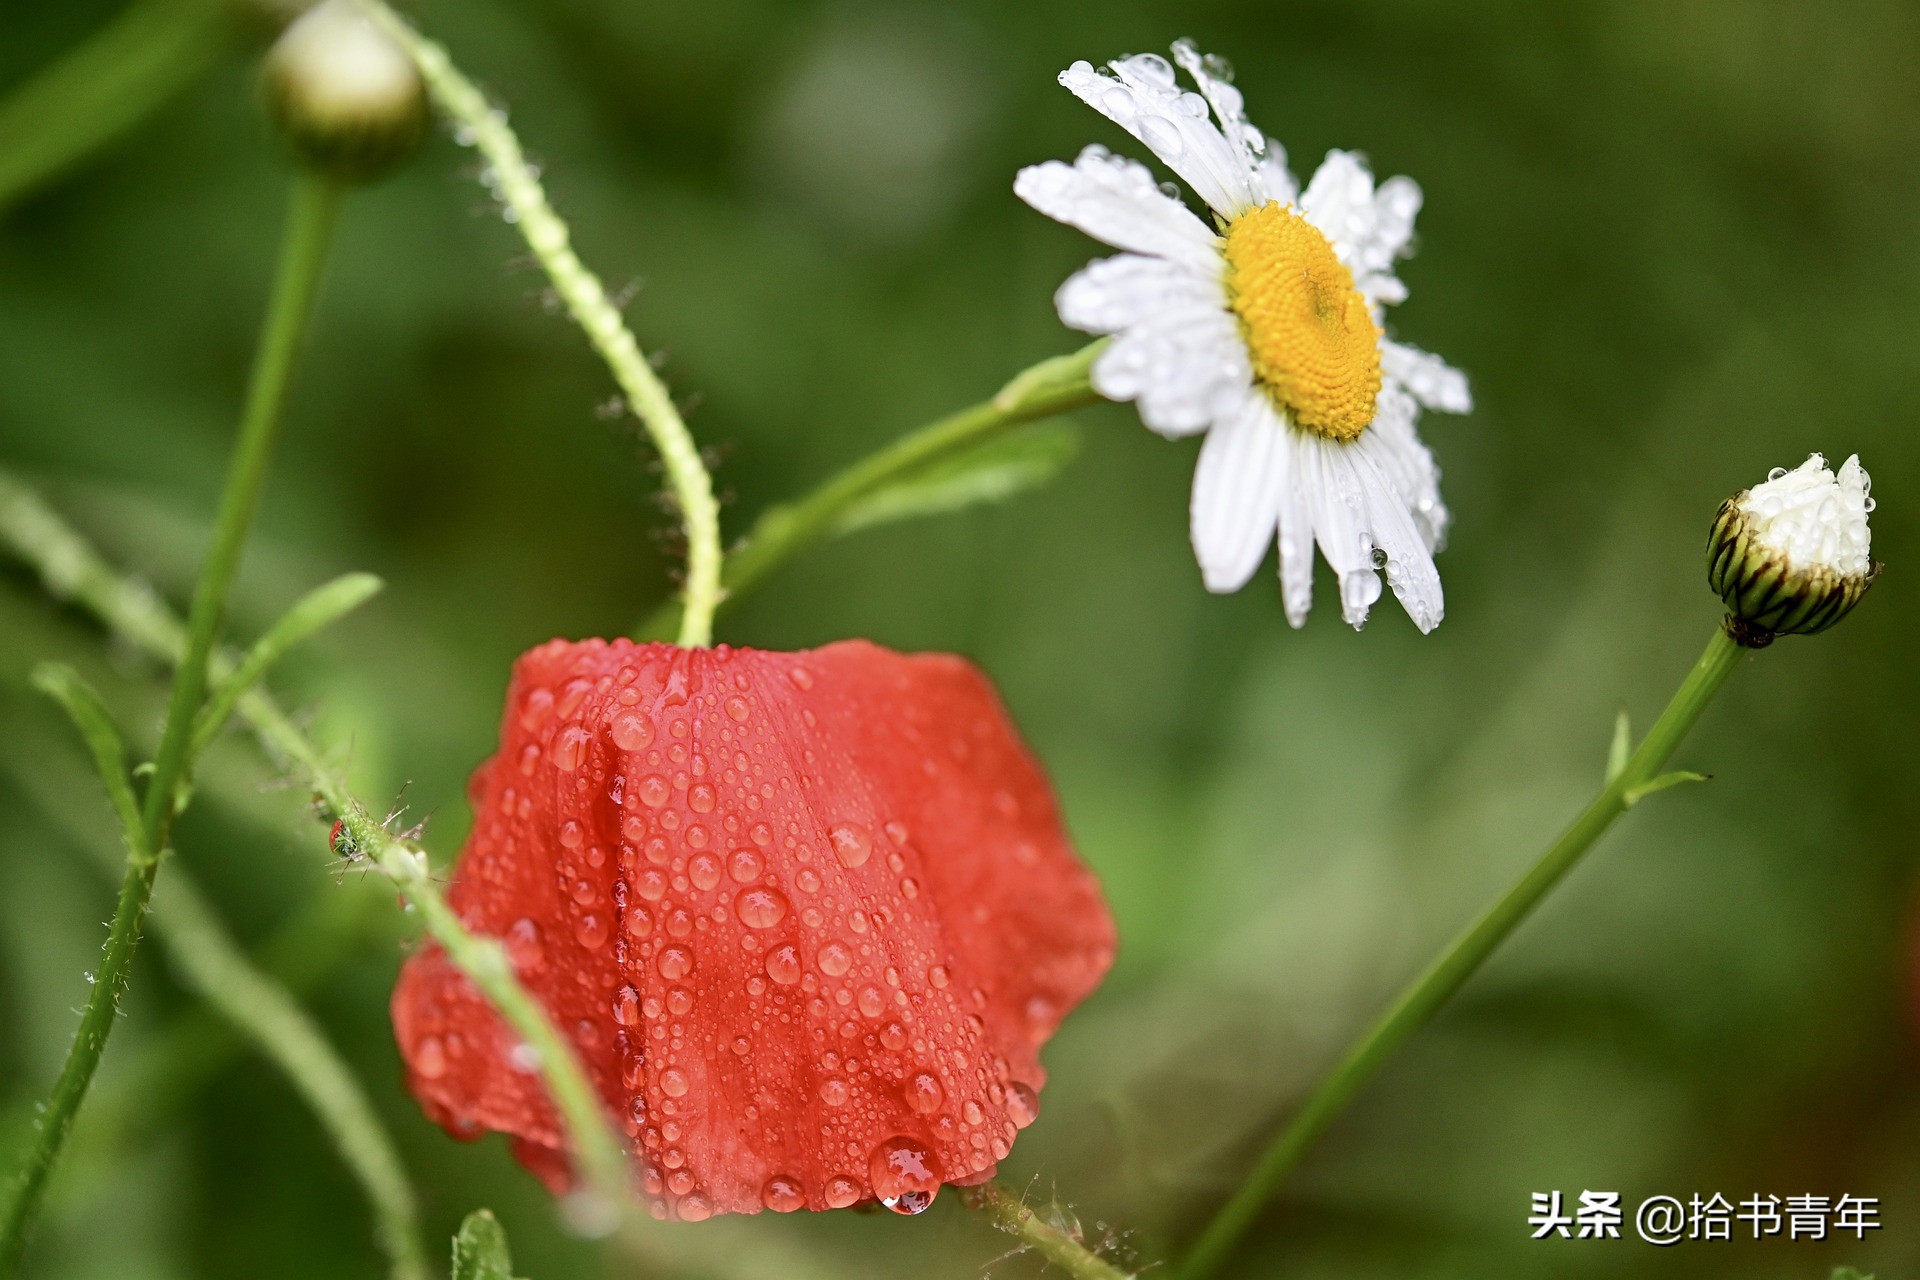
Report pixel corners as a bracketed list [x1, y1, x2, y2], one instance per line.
[1178, 624, 1746, 1280]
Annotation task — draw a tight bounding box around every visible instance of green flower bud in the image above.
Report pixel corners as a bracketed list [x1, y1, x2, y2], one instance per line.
[1707, 453, 1878, 647]
[264, 0, 426, 182]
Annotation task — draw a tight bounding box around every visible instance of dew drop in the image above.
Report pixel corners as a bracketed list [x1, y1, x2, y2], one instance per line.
[676, 1193, 711, 1221]
[927, 964, 950, 989]
[611, 711, 654, 752]
[788, 666, 815, 691]
[905, 1072, 944, 1115]
[1006, 1081, 1040, 1130]
[728, 848, 764, 883]
[505, 918, 546, 973]
[869, 1136, 941, 1215]
[829, 824, 871, 869]
[657, 947, 693, 980]
[858, 987, 885, 1018]
[574, 914, 608, 949]
[762, 1174, 806, 1212]
[735, 886, 789, 929]
[724, 695, 751, 723]
[415, 1035, 447, 1079]
[553, 726, 590, 772]
[612, 984, 641, 1026]
[660, 1068, 689, 1098]
[688, 853, 721, 890]
[818, 941, 853, 977]
[637, 774, 671, 808]
[822, 1175, 862, 1209]
[765, 944, 802, 985]
[518, 687, 553, 730]
[819, 1077, 850, 1107]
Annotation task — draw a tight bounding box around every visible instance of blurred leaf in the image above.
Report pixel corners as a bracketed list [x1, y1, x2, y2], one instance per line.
[29, 663, 143, 856]
[828, 419, 1080, 536]
[450, 1209, 518, 1280]
[1830, 1269, 1874, 1280]
[187, 572, 384, 764]
[1605, 707, 1631, 783]
[1623, 770, 1710, 807]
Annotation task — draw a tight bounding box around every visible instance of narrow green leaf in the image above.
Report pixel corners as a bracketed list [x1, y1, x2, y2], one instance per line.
[829, 420, 1080, 536]
[30, 663, 146, 861]
[1605, 707, 1631, 784]
[1830, 1268, 1873, 1280]
[451, 1209, 518, 1280]
[188, 572, 383, 763]
[1623, 770, 1710, 808]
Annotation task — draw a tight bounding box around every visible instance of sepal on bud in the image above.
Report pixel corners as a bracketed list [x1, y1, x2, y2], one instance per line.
[264, 0, 426, 182]
[1707, 453, 1878, 646]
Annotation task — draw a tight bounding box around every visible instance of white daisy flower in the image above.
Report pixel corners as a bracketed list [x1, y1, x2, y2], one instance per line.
[1015, 41, 1471, 632]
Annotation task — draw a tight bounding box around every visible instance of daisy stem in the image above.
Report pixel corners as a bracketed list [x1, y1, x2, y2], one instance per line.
[962, 1181, 1134, 1280]
[0, 171, 339, 1274]
[1178, 623, 1747, 1280]
[353, 0, 724, 649]
[0, 466, 639, 1230]
[634, 342, 1104, 642]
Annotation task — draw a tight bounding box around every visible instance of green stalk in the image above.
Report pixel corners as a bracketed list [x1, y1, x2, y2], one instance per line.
[0, 468, 636, 1228]
[962, 1182, 1134, 1280]
[636, 342, 1103, 641]
[0, 0, 234, 215]
[353, 0, 724, 649]
[1176, 625, 1748, 1280]
[0, 173, 339, 1274]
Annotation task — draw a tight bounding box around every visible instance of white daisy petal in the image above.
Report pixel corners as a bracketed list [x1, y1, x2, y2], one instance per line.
[1275, 418, 1315, 627]
[1168, 40, 1280, 203]
[1382, 340, 1472, 413]
[1351, 444, 1444, 633]
[1059, 57, 1259, 218]
[1189, 391, 1289, 592]
[1257, 150, 1299, 207]
[1092, 307, 1250, 437]
[1055, 253, 1226, 334]
[1294, 436, 1384, 628]
[1360, 388, 1449, 551]
[1015, 147, 1221, 273]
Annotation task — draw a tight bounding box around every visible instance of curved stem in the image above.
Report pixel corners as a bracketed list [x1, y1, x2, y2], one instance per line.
[0, 467, 636, 1229]
[0, 173, 339, 1274]
[1177, 625, 1748, 1280]
[636, 343, 1103, 641]
[355, 0, 723, 648]
[962, 1181, 1135, 1280]
[0, 0, 233, 215]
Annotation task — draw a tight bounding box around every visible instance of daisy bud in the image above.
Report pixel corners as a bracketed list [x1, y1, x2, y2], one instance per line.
[263, 0, 426, 183]
[1707, 453, 1878, 646]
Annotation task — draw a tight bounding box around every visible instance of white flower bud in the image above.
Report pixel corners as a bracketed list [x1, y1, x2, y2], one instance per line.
[1708, 453, 1878, 645]
[264, 0, 426, 182]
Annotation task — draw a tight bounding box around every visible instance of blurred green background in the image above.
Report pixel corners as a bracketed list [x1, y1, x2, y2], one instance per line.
[1, 0, 1915, 1276]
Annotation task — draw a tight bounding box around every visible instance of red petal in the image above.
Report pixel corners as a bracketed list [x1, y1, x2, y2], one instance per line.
[391, 639, 1116, 1217]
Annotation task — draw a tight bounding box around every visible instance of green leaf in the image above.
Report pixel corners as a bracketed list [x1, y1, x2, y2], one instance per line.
[828, 420, 1081, 537]
[30, 663, 146, 860]
[1623, 770, 1710, 808]
[187, 572, 383, 763]
[1605, 707, 1631, 783]
[451, 1209, 518, 1280]
[1830, 1269, 1873, 1280]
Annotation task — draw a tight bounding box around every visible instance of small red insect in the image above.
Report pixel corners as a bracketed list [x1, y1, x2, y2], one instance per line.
[391, 638, 1115, 1219]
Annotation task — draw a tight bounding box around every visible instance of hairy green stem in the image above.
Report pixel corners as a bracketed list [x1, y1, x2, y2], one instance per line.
[0, 173, 339, 1274]
[637, 342, 1103, 641]
[962, 1181, 1134, 1280]
[0, 0, 234, 215]
[354, 0, 723, 649]
[0, 468, 636, 1228]
[1177, 625, 1748, 1280]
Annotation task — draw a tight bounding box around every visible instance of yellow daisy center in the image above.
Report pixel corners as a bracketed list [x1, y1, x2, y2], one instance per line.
[1223, 201, 1383, 441]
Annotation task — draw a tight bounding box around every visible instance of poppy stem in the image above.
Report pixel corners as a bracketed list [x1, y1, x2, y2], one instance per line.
[634, 342, 1106, 641]
[0, 464, 640, 1237]
[0, 171, 340, 1274]
[352, 0, 726, 649]
[1176, 624, 1748, 1280]
[962, 1181, 1135, 1280]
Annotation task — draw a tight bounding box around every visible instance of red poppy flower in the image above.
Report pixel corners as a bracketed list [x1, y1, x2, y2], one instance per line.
[392, 638, 1116, 1219]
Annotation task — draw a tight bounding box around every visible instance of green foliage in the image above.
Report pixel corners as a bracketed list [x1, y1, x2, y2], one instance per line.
[29, 664, 142, 858]
[451, 1210, 518, 1280]
[830, 419, 1081, 536]
[1830, 1269, 1874, 1280]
